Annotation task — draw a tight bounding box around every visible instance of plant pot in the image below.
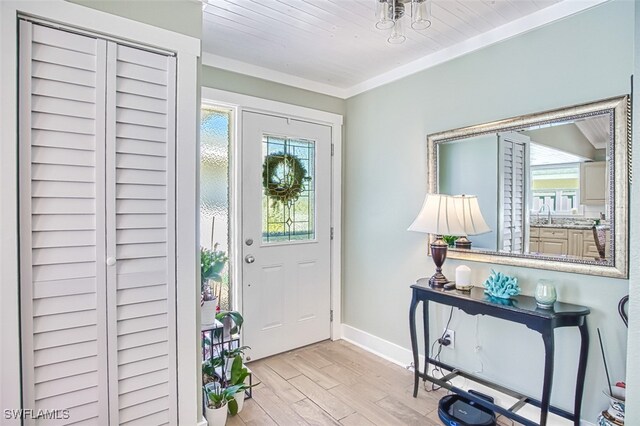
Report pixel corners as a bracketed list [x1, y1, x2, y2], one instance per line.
[231, 392, 245, 414]
[205, 404, 228, 426]
[201, 298, 218, 326]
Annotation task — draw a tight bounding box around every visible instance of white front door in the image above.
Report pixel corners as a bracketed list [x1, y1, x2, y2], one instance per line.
[242, 111, 332, 361]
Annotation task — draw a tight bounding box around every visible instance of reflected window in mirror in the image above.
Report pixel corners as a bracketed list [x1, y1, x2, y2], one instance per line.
[530, 164, 580, 216]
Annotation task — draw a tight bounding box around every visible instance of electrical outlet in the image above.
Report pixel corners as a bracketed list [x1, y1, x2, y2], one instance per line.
[442, 329, 455, 349]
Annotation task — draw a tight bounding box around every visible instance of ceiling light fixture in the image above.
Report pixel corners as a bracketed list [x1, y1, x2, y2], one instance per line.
[375, 0, 432, 44]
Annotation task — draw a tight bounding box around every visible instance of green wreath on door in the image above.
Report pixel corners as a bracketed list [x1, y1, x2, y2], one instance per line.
[262, 153, 308, 206]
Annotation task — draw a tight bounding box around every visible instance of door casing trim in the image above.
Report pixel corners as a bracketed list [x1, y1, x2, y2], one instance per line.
[201, 87, 343, 342]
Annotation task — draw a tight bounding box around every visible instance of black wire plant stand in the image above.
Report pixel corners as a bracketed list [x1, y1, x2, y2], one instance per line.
[201, 319, 253, 411]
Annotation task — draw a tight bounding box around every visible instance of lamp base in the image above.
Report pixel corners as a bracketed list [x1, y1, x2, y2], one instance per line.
[455, 236, 472, 249]
[428, 272, 449, 288]
[429, 237, 449, 288]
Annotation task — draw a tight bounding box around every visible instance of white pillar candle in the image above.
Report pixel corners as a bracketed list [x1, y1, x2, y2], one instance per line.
[455, 265, 471, 289]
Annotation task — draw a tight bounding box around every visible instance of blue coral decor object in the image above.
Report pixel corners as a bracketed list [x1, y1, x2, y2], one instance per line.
[483, 270, 521, 299]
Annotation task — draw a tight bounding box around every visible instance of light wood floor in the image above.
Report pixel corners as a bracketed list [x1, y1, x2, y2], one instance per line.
[226, 339, 503, 426]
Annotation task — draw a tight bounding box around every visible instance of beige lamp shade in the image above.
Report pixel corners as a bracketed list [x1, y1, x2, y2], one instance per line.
[408, 193, 466, 236]
[453, 194, 491, 236]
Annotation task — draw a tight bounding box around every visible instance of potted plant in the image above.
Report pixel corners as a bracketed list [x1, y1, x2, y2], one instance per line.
[202, 310, 256, 417]
[202, 351, 223, 385]
[204, 383, 242, 426]
[203, 312, 246, 384]
[227, 354, 255, 414]
[213, 310, 243, 348]
[201, 245, 228, 325]
[216, 345, 250, 381]
[215, 310, 243, 334]
[442, 235, 458, 247]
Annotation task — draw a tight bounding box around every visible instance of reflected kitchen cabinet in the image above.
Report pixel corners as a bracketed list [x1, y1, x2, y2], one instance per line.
[530, 226, 568, 256]
[568, 230, 584, 257]
[539, 239, 568, 256]
[529, 226, 608, 259]
[580, 161, 607, 205]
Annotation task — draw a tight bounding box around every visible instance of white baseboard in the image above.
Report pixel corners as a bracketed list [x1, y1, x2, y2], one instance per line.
[340, 324, 595, 426]
[341, 323, 424, 369]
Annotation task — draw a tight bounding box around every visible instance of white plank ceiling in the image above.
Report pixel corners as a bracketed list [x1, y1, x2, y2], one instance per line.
[575, 114, 610, 150]
[201, 0, 570, 94]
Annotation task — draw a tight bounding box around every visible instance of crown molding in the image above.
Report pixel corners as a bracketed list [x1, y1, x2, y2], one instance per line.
[201, 52, 350, 99]
[202, 0, 608, 100]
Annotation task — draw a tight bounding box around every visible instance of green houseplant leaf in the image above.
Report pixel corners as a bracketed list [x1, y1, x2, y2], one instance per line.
[227, 397, 239, 415]
[214, 310, 244, 338]
[229, 355, 249, 386]
[205, 384, 243, 410]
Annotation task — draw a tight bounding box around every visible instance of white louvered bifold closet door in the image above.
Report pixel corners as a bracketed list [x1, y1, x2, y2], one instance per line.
[105, 43, 177, 426]
[19, 21, 110, 426]
[19, 20, 177, 426]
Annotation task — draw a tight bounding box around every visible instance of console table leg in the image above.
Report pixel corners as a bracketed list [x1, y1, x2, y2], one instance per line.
[409, 292, 420, 397]
[540, 329, 555, 426]
[422, 300, 430, 379]
[574, 320, 589, 426]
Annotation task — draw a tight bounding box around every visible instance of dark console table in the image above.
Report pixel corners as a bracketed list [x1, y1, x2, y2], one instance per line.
[409, 279, 590, 426]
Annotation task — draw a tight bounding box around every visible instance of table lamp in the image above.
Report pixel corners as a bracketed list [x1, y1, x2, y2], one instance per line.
[408, 193, 465, 287]
[452, 194, 491, 249]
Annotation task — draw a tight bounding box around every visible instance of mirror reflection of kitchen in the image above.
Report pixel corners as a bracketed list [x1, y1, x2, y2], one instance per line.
[438, 112, 610, 261]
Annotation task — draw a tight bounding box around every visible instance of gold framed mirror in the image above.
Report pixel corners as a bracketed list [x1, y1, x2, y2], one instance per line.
[428, 96, 630, 278]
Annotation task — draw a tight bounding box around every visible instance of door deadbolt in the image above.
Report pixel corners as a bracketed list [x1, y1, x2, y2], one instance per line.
[245, 238, 253, 246]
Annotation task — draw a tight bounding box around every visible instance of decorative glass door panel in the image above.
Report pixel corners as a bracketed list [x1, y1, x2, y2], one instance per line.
[262, 135, 315, 243]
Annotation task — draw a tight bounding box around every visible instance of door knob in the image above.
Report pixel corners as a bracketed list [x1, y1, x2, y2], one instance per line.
[245, 255, 255, 264]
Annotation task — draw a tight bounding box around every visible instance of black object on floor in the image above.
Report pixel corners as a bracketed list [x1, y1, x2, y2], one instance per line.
[438, 390, 497, 426]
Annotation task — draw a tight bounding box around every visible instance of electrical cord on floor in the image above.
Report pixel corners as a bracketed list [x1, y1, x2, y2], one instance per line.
[425, 306, 454, 392]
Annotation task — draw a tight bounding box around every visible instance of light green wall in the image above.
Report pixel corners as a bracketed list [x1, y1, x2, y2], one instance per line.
[202, 65, 346, 116]
[344, 1, 633, 422]
[67, 0, 202, 39]
[624, 2, 640, 423]
[438, 135, 498, 250]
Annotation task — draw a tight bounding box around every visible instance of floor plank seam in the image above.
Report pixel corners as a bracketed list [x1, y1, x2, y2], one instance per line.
[244, 340, 443, 426]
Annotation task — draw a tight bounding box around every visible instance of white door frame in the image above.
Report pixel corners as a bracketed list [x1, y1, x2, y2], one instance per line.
[201, 87, 343, 341]
[1, 2, 201, 424]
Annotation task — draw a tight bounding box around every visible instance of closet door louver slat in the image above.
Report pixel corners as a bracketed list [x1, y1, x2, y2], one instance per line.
[105, 42, 177, 425]
[19, 21, 110, 425]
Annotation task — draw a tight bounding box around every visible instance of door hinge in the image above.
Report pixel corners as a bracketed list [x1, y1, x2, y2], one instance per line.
[331, 144, 335, 156]
[330, 310, 334, 322]
[330, 227, 334, 240]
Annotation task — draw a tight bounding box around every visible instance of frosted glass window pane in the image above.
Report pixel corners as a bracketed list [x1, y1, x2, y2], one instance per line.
[262, 135, 315, 243]
[200, 107, 230, 310]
